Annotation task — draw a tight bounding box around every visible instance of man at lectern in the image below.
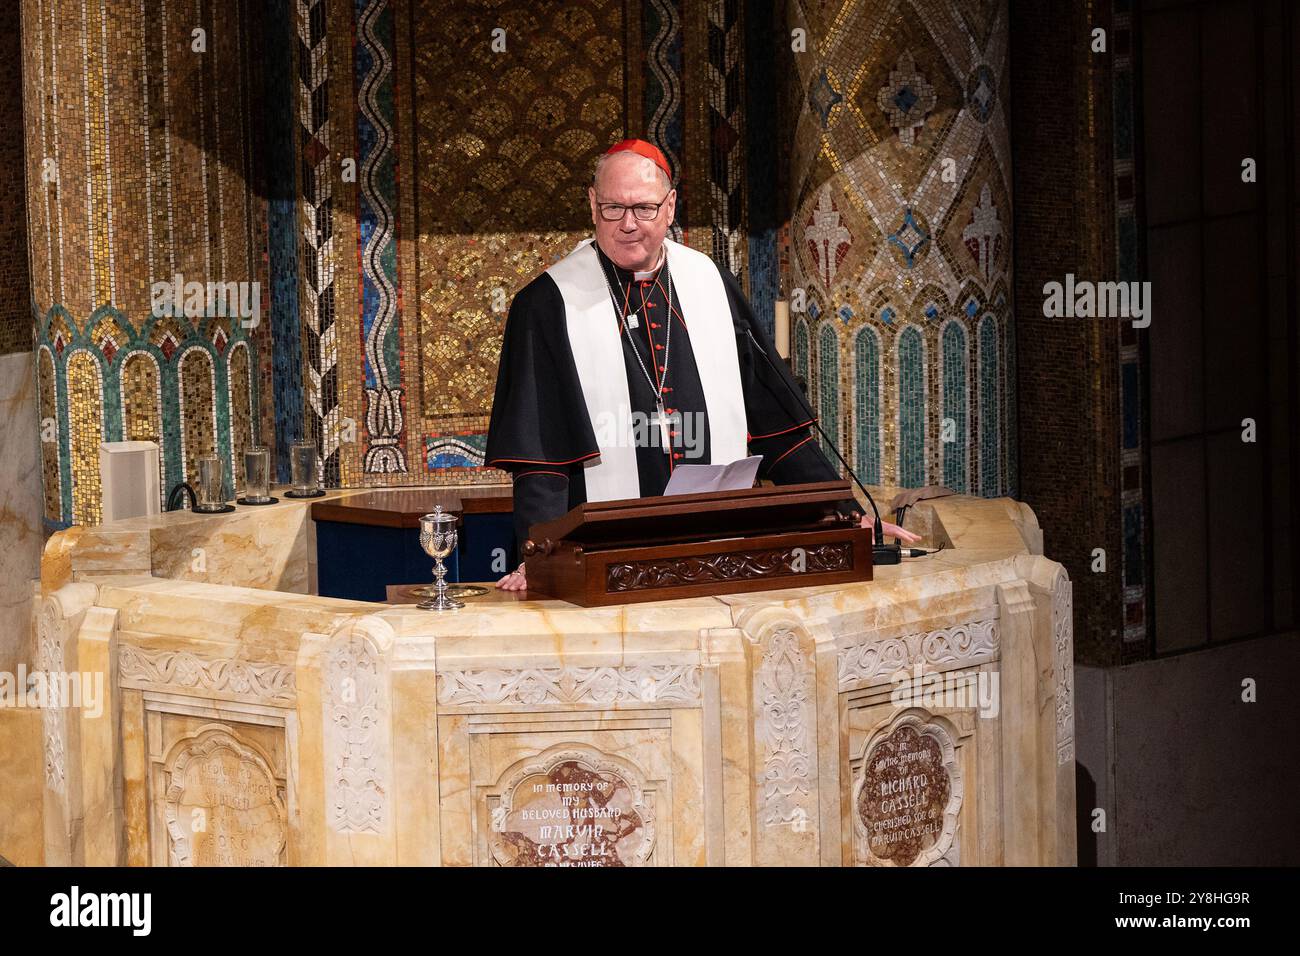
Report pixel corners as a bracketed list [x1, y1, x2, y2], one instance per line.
[486, 139, 918, 590]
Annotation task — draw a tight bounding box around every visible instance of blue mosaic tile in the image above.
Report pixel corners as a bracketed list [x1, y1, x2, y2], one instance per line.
[898, 326, 925, 487]
[979, 317, 1000, 496]
[887, 207, 930, 269]
[854, 328, 881, 485]
[941, 322, 968, 493]
[818, 325, 840, 462]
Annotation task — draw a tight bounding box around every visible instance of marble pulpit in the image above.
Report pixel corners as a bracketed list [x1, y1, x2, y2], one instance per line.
[4, 485, 1075, 867]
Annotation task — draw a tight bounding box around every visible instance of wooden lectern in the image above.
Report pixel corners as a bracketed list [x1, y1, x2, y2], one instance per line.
[522, 480, 872, 606]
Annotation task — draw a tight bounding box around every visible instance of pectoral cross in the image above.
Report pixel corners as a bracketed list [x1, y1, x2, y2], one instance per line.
[650, 402, 673, 455]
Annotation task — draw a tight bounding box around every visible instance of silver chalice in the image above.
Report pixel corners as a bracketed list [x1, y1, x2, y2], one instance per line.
[417, 506, 463, 610]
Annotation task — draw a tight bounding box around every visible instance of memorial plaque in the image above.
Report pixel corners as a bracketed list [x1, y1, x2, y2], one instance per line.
[488, 749, 655, 867]
[854, 716, 960, 866]
[162, 728, 287, 867]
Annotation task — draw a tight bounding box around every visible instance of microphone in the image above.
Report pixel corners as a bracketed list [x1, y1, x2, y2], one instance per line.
[743, 327, 902, 566]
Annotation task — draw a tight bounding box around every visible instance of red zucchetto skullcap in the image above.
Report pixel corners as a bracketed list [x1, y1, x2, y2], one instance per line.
[603, 138, 673, 181]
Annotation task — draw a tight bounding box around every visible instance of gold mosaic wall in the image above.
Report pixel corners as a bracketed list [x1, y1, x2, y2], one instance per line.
[20, 0, 273, 525]
[228, 342, 253, 484]
[121, 352, 162, 445]
[179, 348, 216, 488]
[37, 348, 61, 519]
[0, 7, 31, 357]
[65, 351, 104, 526]
[412, 0, 626, 432]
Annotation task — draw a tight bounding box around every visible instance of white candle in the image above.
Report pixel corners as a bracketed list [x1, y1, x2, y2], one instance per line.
[774, 299, 790, 359]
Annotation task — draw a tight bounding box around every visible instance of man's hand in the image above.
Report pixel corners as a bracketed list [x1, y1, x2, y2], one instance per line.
[861, 513, 922, 545]
[497, 562, 527, 591]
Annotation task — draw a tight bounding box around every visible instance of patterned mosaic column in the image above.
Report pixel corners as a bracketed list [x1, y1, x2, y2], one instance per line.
[20, 0, 272, 526]
[785, 0, 1015, 495]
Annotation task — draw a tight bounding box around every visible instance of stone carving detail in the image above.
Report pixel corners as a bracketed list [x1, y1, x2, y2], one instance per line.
[437, 664, 701, 707]
[325, 633, 387, 833]
[757, 627, 814, 827]
[853, 712, 963, 867]
[162, 727, 287, 867]
[36, 599, 66, 794]
[838, 619, 998, 688]
[488, 746, 656, 867]
[118, 645, 296, 704]
[606, 542, 853, 592]
[1052, 574, 1075, 765]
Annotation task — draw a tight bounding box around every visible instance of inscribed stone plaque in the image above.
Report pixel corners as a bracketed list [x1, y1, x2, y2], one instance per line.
[853, 715, 960, 866]
[162, 728, 287, 867]
[488, 748, 655, 867]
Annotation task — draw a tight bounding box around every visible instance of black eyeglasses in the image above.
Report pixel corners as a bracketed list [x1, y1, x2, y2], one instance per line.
[594, 189, 674, 222]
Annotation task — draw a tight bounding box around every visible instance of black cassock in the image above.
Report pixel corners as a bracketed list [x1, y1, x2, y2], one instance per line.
[486, 241, 858, 557]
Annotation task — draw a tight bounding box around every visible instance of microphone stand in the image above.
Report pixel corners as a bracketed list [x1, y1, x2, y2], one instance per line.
[744, 328, 902, 565]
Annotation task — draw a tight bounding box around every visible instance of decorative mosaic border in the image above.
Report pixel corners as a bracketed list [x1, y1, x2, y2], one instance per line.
[355, 0, 407, 475]
[297, 0, 340, 488]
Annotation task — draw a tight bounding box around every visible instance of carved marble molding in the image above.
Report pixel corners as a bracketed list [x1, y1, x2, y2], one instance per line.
[1052, 574, 1075, 766]
[837, 619, 999, 689]
[756, 626, 815, 828]
[437, 664, 702, 707]
[162, 726, 287, 867]
[852, 710, 964, 867]
[118, 645, 296, 705]
[36, 598, 67, 795]
[324, 630, 389, 834]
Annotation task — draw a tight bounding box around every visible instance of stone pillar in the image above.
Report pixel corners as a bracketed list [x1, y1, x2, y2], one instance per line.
[35, 581, 98, 865]
[997, 556, 1078, 865]
[737, 607, 823, 866]
[298, 615, 398, 866]
[784, 0, 1015, 496]
[19, 0, 274, 527]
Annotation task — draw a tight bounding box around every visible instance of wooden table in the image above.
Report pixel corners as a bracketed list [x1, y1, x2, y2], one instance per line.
[310, 486, 512, 527]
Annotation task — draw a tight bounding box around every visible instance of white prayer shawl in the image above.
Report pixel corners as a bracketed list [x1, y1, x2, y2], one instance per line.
[546, 237, 747, 502]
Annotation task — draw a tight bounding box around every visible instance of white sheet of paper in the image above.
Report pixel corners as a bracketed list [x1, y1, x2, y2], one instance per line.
[662, 455, 763, 496]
